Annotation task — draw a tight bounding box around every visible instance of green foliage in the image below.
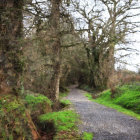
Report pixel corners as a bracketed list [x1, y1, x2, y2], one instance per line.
[85, 93, 94, 101]
[79, 85, 94, 93]
[1, 100, 21, 113]
[85, 83, 140, 120]
[0, 93, 53, 139]
[0, 95, 25, 113]
[60, 99, 71, 106]
[82, 132, 93, 140]
[113, 84, 140, 113]
[0, 95, 32, 140]
[25, 93, 52, 106]
[25, 93, 52, 116]
[59, 92, 69, 98]
[39, 110, 79, 132]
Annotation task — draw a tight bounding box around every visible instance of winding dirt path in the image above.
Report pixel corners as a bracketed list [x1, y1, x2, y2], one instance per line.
[67, 87, 140, 140]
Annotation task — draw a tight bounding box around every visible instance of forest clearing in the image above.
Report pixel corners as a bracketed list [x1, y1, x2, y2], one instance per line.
[0, 0, 140, 140]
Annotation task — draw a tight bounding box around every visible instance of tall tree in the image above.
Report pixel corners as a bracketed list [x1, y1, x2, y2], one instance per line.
[73, 0, 140, 89]
[49, 0, 62, 102]
[0, 0, 24, 95]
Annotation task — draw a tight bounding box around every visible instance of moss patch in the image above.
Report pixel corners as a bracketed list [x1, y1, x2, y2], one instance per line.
[39, 110, 81, 139]
[82, 132, 93, 140]
[60, 99, 71, 107]
[0, 95, 33, 139]
[25, 92, 52, 116]
[39, 110, 78, 132]
[25, 93, 52, 106]
[85, 93, 94, 101]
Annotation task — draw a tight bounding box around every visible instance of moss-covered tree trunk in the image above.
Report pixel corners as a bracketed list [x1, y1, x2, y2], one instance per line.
[0, 0, 24, 95]
[86, 8, 116, 90]
[50, 0, 62, 102]
[88, 43, 115, 90]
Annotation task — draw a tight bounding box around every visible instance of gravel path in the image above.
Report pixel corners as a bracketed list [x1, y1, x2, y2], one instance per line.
[67, 87, 140, 140]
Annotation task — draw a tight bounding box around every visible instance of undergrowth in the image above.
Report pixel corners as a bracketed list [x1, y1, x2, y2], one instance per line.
[82, 132, 93, 140]
[60, 99, 71, 107]
[39, 110, 78, 132]
[59, 91, 69, 98]
[25, 93, 52, 106]
[39, 110, 81, 139]
[85, 83, 140, 120]
[0, 95, 33, 139]
[59, 91, 71, 108]
[79, 84, 95, 93]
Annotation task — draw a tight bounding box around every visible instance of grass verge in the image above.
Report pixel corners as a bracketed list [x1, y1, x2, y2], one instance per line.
[82, 132, 93, 140]
[39, 110, 81, 139]
[85, 84, 140, 120]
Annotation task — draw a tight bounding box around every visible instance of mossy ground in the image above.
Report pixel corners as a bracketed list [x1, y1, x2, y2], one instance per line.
[25, 93, 52, 106]
[0, 92, 52, 140]
[25, 92, 52, 116]
[60, 91, 69, 98]
[85, 83, 140, 120]
[60, 99, 71, 107]
[39, 110, 81, 139]
[0, 95, 32, 140]
[82, 132, 93, 140]
[39, 110, 78, 132]
[59, 92, 71, 109]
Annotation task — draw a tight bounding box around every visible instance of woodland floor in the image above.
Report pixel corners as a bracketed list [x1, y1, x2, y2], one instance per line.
[67, 86, 140, 140]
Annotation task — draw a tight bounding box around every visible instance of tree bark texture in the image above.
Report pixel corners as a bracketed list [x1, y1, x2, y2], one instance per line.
[49, 0, 62, 102]
[0, 0, 24, 95]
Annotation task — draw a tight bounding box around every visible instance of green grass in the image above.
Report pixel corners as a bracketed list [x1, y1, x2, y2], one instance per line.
[59, 92, 69, 98]
[60, 99, 71, 106]
[25, 93, 52, 106]
[85, 84, 140, 120]
[39, 110, 79, 132]
[85, 93, 94, 101]
[82, 132, 93, 140]
[112, 85, 140, 113]
[39, 108, 93, 139]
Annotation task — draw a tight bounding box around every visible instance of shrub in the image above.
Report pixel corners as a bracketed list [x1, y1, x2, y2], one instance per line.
[0, 94, 40, 140]
[25, 92, 52, 117]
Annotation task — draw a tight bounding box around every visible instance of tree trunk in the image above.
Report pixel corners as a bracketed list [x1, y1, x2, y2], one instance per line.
[0, 0, 24, 95]
[49, 0, 62, 102]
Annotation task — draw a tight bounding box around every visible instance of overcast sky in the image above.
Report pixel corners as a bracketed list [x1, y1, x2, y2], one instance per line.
[120, 32, 140, 72]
